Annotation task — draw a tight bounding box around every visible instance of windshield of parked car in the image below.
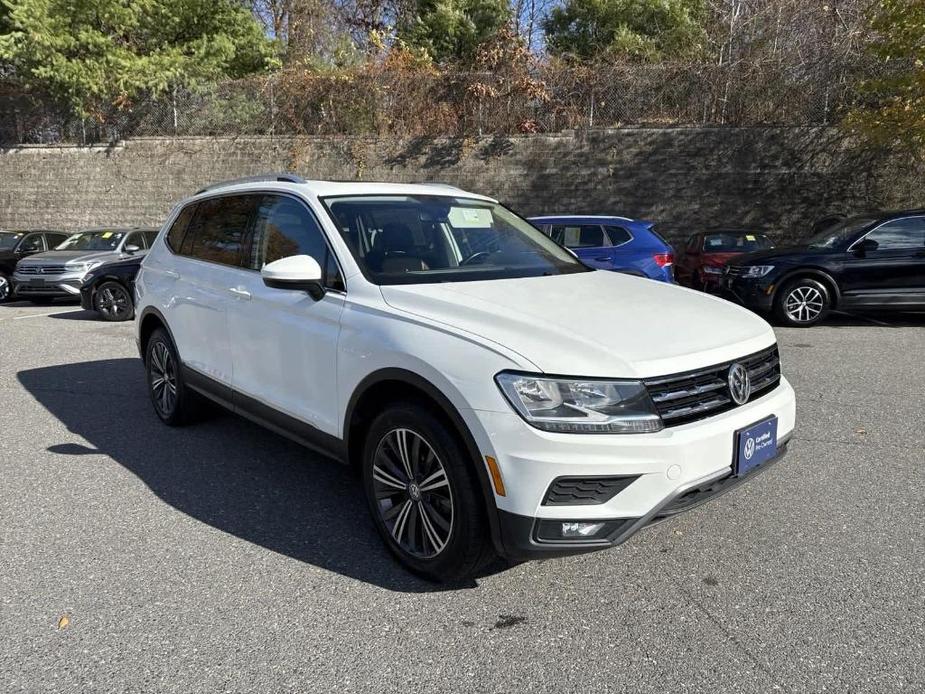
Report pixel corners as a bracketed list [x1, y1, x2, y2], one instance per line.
[56, 230, 126, 251]
[322, 195, 589, 285]
[702, 232, 773, 252]
[807, 216, 877, 249]
[0, 232, 23, 250]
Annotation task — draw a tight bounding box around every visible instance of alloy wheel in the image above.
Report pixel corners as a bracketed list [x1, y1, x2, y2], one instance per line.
[149, 341, 178, 416]
[784, 285, 824, 323]
[0, 275, 9, 301]
[372, 428, 454, 559]
[97, 285, 131, 319]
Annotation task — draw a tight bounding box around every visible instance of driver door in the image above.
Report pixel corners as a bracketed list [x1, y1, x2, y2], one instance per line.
[841, 217, 925, 305]
[227, 194, 346, 439]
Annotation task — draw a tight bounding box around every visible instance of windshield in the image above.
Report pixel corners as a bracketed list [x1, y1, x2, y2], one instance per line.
[807, 217, 877, 249]
[56, 230, 126, 251]
[0, 232, 23, 251]
[322, 195, 589, 285]
[703, 232, 773, 252]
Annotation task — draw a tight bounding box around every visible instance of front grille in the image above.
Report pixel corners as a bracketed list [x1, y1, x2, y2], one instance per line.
[644, 345, 781, 427]
[543, 475, 639, 506]
[17, 265, 67, 275]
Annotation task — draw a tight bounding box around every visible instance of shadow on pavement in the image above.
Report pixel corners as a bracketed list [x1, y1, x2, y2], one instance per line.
[18, 358, 503, 592]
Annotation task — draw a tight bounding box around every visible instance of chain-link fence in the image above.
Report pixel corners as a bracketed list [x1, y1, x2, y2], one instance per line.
[0, 60, 880, 145]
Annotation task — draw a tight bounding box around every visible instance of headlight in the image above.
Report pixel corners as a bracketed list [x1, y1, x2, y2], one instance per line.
[67, 260, 103, 275]
[741, 265, 774, 278]
[495, 372, 663, 434]
[702, 266, 723, 275]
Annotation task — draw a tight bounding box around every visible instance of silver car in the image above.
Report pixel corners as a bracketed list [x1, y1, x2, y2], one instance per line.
[13, 227, 158, 304]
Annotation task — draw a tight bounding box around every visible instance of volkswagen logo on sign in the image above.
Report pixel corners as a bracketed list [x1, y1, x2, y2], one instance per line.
[727, 362, 751, 405]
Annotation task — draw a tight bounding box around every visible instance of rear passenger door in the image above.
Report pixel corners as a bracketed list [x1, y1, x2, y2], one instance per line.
[165, 195, 258, 387]
[550, 224, 614, 269]
[227, 194, 346, 438]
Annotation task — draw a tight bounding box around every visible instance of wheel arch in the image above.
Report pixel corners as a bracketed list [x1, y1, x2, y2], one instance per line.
[137, 306, 176, 359]
[772, 268, 841, 308]
[344, 368, 505, 556]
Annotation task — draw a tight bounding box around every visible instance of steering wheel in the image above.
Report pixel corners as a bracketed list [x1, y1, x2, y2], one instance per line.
[460, 251, 492, 266]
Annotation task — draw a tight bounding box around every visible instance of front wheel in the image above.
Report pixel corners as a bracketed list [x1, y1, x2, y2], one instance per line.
[362, 403, 495, 582]
[0, 273, 11, 303]
[774, 278, 831, 327]
[94, 281, 134, 321]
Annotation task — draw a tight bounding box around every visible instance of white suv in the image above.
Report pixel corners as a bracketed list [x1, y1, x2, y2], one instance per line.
[135, 175, 796, 581]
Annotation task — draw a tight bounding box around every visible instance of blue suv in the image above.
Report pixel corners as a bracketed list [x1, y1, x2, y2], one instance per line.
[530, 215, 675, 283]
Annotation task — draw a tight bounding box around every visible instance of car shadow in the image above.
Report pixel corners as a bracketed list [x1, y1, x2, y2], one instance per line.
[18, 358, 507, 592]
[47, 309, 103, 321]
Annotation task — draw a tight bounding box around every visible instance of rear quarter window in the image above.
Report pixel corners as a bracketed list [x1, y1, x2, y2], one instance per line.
[165, 204, 197, 253]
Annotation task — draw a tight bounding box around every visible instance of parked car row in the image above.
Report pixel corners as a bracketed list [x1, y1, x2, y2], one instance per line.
[678, 212, 925, 327]
[0, 227, 155, 319]
[4, 208, 924, 330]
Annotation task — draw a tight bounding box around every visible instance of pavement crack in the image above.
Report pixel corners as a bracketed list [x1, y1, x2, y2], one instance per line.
[672, 579, 793, 693]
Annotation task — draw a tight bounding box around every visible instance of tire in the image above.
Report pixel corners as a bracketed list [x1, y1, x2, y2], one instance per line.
[94, 281, 134, 321]
[145, 328, 201, 426]
[361, 402, 495, 582]
[774, 277, 831, 327]
[0, 273, 10, 303]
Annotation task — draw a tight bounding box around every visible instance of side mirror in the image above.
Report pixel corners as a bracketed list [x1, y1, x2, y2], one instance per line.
[261, 255, 325, 300]
[124, 244, 141, 254]
[854, 238, 878, 255]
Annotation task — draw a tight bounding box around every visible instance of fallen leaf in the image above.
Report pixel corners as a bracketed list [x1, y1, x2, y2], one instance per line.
[57, 614, 70, 630]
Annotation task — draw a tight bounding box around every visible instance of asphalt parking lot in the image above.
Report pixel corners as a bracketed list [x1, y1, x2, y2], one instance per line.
[1, 300, 923, 693]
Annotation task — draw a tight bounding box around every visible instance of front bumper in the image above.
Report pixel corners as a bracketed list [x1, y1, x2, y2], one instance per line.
[13, 271, 85, 298]
[720, 276, 776, 311]
[498, 434, 791, 560]
[470, 377, 796, 560]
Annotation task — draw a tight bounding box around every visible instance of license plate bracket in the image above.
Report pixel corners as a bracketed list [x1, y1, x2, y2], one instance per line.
[734, 416, 778, 476]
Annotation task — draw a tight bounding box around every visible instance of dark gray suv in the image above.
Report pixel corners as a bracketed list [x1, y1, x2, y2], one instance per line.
[13, 227, 157, 304]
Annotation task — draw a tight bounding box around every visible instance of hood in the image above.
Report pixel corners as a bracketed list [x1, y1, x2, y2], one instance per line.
[728, 246, 814, 265]
[380, 270, 776, 378]
[16, 250, 126, 265]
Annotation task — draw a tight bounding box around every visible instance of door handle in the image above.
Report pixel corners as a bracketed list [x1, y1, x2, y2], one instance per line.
[228, 287, 252, 300]
[164, 270, 180, 280]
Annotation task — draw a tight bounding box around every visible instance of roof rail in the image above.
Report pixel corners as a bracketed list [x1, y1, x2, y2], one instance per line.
[196, 173, 306, 195]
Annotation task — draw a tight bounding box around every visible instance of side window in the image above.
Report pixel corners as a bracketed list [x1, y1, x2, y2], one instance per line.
[184, 196, 256, 266]
[143, 231, 159, 248]
[864, 218, 925, 251]
[605, 226, 633, 247]
[124, 231, 144, 250]
[558, 225, 608, 248]
[166, 204, 197, 253]
[18, 233, 45, 252]
[549, 225, 566, 245]
[249, 195, 344, 289]
[44, 233, 67, 249]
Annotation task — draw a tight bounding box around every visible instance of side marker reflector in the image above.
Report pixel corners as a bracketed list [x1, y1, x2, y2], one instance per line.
[484, 456, 506, 497]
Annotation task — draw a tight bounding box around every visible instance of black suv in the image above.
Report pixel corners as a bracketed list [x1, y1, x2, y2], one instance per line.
[724, 211, 925, 326]
[0, 230, 69, 302]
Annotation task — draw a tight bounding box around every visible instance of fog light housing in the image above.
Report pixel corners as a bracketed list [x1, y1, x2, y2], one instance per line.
[535, 518, 631, 543]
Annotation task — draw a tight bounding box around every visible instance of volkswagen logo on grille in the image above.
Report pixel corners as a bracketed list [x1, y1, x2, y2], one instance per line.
[727, 362, 751, 405]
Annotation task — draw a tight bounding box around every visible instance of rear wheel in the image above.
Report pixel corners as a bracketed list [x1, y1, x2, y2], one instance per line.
[0, 273, 10, 302]
[145, 328, 201, 425]
[362, 403, 494, 582]
[94, 281, 134, 321]
[774, 278, 831, 327]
